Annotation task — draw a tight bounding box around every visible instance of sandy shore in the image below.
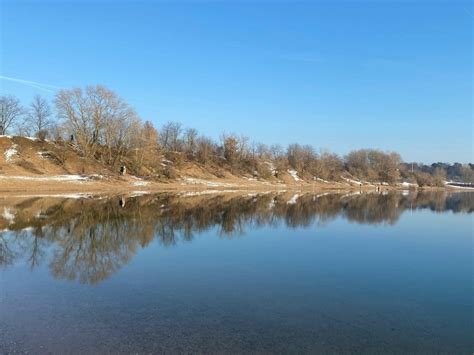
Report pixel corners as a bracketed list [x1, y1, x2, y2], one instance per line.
[0, 174, 467, 196]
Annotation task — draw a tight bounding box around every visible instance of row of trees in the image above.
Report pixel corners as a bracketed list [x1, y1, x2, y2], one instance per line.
[1, 85, 472, 184]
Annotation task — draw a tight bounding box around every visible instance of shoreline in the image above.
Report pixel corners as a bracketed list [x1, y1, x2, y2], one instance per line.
[0, 174, 469, 196]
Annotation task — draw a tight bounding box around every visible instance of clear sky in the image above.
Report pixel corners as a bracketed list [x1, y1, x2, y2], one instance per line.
[0, 0, 472, 163]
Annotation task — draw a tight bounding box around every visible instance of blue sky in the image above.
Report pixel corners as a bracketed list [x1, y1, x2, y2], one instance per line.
[0, 0, 472, 163]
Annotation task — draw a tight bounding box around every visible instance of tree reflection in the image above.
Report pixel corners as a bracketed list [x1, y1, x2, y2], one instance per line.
[0, 191, 472, 284]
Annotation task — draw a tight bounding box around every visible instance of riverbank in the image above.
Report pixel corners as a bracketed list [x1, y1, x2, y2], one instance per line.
[0, 173, 468, 196]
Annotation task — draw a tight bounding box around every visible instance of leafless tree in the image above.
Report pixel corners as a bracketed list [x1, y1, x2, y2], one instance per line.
[196, 136, 214, 163]
[184, 128, 198, 156]
[221, 133, 239, 164]
[24, 95, 53, 139]
[133, 121, 159, 170]
[159, 122, 182, 151]
[345, 149, 401, 183]
[0, 95, 24, 135]
[55, 85, 142, 165]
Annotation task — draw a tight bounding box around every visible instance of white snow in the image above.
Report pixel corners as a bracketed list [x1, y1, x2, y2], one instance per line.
[341, 176, 362, 185]
[287, 194, 299, 204]
[340, 191, 363, 199]
[47, 193, 92, 199]
[265, 162, 277, 176]
[288, 169, 302, 182]
[129, 191, 152, 197]
[179, 189, 237, 197]
[313, 192, 332, 200]
[181, 177, 237, 187]
[2, 208, 15, 224]
[0, 175, 89, 182]
[132, 181, 149, 186]
[268, 198, 276, 209]
[8, 193, 93, 199]
[445, 184, 474, 190]
[37, 151, 51, 159]
[314, 177, 330, 183]
[4, 145, 18, 162]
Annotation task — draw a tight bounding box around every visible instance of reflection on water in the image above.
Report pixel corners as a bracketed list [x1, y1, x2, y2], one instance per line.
[0, 191, 473, 354]
[0, 191, 472, 284]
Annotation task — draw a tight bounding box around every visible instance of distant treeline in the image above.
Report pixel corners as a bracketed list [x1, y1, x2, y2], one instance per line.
[1, 86, 472, 185]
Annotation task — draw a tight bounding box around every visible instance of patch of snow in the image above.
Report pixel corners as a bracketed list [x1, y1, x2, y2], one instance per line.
[268, 198, 276, 209]
[4, 145, 18, 162]
[181, 177, 237, 187]
[341, 176, 362, 185]
[51, 193, 92, 199]
[0, 135, 12, 139]
[313, 192, 331, 200]
[288, 169, 302, 182]
[340, 191, 363, 199]
[132, 181, 149, 186]
[445, 184, 474, 190]
[37, 151, 50, 159]
[16, 193, 92, 199]
[24, 136, 39, 141]
[314, 177, 330, 183]
[0, 175, 89, 182]
[287, 194, 299, 204]
[128, 191, 152, 197]
[2, 208, 15, 224]
[179, 189, 237, 197]
[89, 174, 105, 179]
[265, 161, 277, 176]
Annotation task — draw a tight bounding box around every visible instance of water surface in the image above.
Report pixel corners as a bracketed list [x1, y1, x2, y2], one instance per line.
[1, 191, 472, 353]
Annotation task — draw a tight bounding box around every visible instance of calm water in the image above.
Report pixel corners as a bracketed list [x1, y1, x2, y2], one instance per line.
[0, 191, 472, 354]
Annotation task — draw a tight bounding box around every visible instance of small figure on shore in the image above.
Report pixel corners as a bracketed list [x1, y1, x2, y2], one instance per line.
[70, 134, 74, 142]
[120, 166, 127, 176]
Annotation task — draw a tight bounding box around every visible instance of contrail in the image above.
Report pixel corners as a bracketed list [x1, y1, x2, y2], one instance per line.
[0, 75, 60, 93]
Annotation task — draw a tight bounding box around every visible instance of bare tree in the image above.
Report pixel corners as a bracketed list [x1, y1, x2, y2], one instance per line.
[184, 128, 198, 156]
[0, 95, 24, 135]
[221, 134, 239, 164]
[25, 95, 53, 140]
[159, 122, 182, 151]
[345, 149, 401, 183]
[55, 85, 142, 165]
[133, 121, 159, 170]
[196, 136, 214, 163]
